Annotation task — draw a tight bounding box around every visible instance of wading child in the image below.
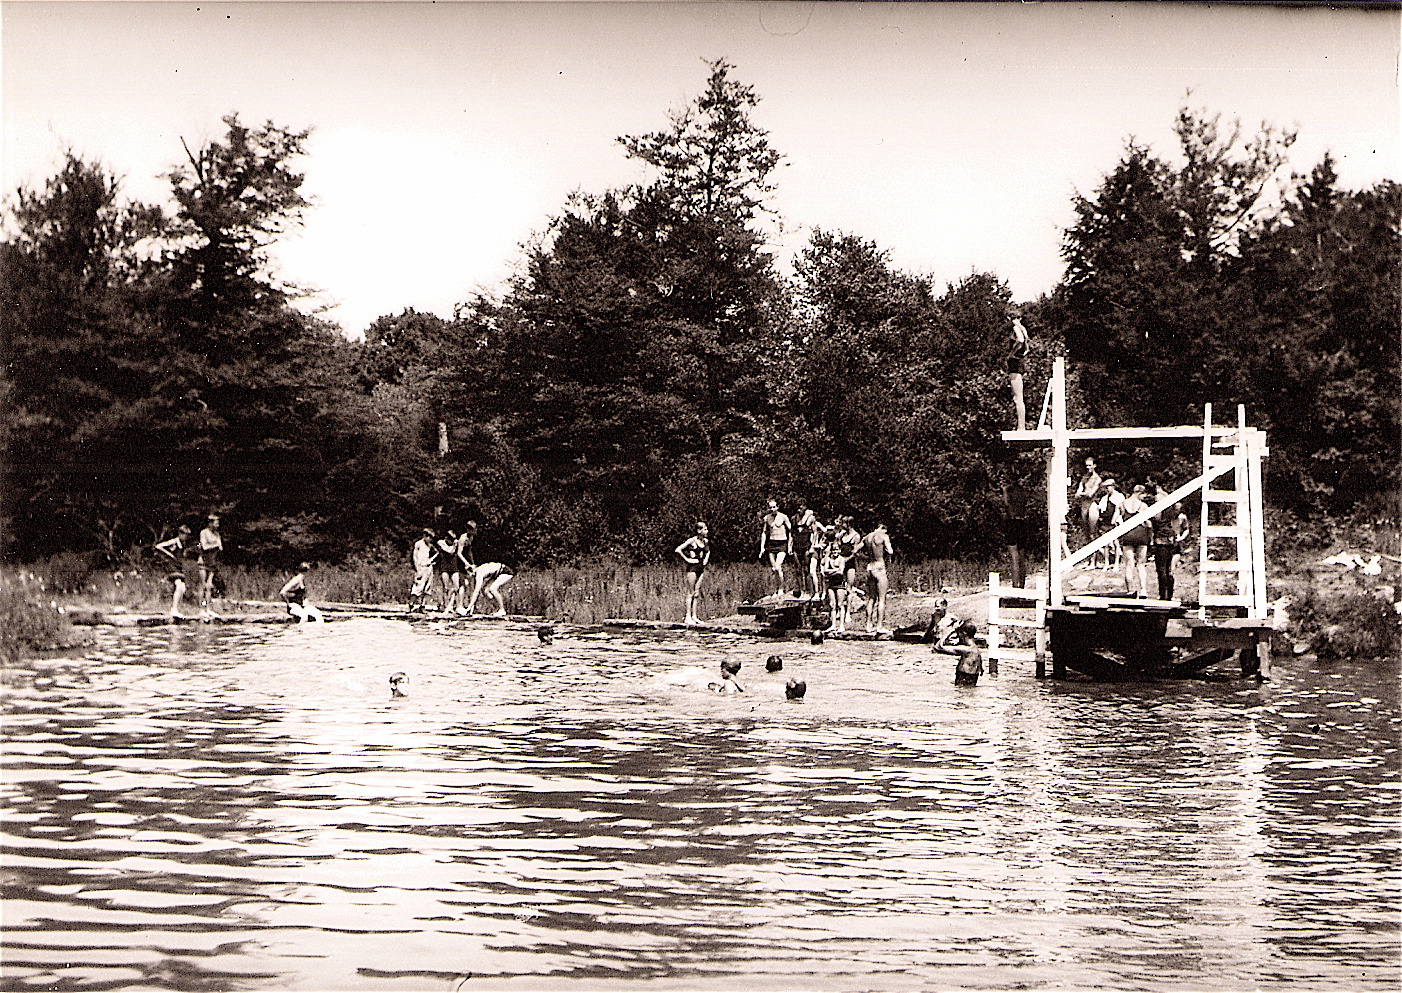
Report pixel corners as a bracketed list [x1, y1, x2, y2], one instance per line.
[936, 620, 984, 686]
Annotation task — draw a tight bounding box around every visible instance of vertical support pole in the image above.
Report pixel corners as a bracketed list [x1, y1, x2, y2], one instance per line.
[1048, 357, 1069, 610]
[1236, 405, 1253, 611]
[987, 572, 1001, 677]
[1199, 403, 1212, 620]
[1248, 427, 1269, 623]
[1033, 575, 1048, 678]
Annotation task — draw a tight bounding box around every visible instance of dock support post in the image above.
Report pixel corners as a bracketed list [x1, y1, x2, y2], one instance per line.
[1033, 575, 1048, 677]
[987, 572, 1001, 677]
[1048, 358, 1069, 611]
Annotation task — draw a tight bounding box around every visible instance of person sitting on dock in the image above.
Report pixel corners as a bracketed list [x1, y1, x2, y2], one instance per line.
[466, 561, 515, 617]
[936, 620, 983, 686]
[675, 521, 711, 626]
[861, 523, 894, 633]
[408, 528, 437, 613]
[758, 498, 793, 597]
[708, 659, 744, 694]
[154, 525, 194, 618]
[279, 562, 325, 623]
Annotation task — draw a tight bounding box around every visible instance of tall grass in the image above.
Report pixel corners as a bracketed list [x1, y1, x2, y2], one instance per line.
[23, 552, 999, 625]
[0, 568, 70, 662]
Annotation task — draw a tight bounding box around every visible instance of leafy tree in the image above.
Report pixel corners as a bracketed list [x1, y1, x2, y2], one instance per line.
[1, 153, 166, 558]
[618, 58, 782, 222]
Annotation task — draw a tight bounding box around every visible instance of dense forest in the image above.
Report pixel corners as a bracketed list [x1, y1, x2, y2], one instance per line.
[3, 61, 1398, 569]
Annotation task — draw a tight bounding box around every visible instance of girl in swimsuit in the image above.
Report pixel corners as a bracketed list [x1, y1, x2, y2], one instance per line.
[154, 525, 193, 617]
[1007, 314, 1029, 431]
[792, 502, 816, 598]
[279, 562, 324, 623]
[675, 522, 711, 626]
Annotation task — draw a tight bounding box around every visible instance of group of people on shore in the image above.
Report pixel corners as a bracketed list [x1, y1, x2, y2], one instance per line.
[408, 523, 516, 617]
[154, 514, 224, 618]
[1072, 457, 1191, 600]
[675, 498, 897, 634]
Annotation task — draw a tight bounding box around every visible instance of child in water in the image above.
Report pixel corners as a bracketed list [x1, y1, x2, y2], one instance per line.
[708, 659, 744, 694]
[936, 620, 983, 686]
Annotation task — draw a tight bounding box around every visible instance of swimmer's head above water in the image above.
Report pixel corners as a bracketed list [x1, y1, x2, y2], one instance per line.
[537, 625, 554, 645]
[765, 655, 783, 672]
[389, 672, 408, 697]
[785, 678, 807, 700]
[721, 659, 741, 676]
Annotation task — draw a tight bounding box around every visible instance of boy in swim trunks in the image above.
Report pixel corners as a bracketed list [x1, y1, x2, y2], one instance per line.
[937, 620, 984, 686]
[758, 498, 792, 597]
[198, 514, 223, 618]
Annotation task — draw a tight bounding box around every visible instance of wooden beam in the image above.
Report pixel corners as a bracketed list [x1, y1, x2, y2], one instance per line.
[1063, 464, 1234, 570]
[1002, 425, 1243, 444]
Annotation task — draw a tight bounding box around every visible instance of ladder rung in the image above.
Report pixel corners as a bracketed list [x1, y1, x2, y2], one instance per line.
[1201, 561, 1244, 572]
[1204, 525, 1243, 538]
[1205, 457, 1239, 470]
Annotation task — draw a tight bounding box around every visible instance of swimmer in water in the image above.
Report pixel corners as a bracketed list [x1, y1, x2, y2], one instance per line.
[785, 678, 807, 700]
[538, 625, 554, 645]
[708, 659, 744, 694]
[389, 672, 408, 697]
[765, 655, 783, 672]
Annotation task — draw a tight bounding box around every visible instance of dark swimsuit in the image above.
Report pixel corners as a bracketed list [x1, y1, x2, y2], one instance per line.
[1006, 331, 1028, 374]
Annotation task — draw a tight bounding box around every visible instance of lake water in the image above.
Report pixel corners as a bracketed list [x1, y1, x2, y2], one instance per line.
[2, 618, 1398, 991]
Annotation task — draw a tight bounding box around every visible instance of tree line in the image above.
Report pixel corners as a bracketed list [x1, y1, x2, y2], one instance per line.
[3, 61, 1397, 569]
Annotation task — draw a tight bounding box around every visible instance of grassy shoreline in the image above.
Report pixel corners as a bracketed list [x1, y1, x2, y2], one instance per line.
[5, 521, 1398, 662]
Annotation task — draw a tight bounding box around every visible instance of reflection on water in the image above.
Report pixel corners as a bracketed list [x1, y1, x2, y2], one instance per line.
[2, 618, 1398, 991]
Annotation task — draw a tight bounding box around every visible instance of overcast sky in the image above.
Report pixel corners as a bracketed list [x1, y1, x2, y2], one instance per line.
[4, 1, 1397, 335]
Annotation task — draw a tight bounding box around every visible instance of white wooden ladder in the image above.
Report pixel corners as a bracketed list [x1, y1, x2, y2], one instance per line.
[1198, 404, 1268, 619]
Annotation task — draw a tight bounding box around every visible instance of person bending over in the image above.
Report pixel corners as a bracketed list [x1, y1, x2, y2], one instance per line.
[467, 561, 515, 617]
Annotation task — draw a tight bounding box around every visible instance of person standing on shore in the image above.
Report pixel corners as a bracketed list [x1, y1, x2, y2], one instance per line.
[154, 525, 194, 618]
[792, 501, 816, 598]
[758, 498, 793, 597]
[675, 521, 711, 626]
[408, 528, 437, 613]
[198, 514, 223, 619]
[436, 528, 461, 613]
[861, 523, 894, 633]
